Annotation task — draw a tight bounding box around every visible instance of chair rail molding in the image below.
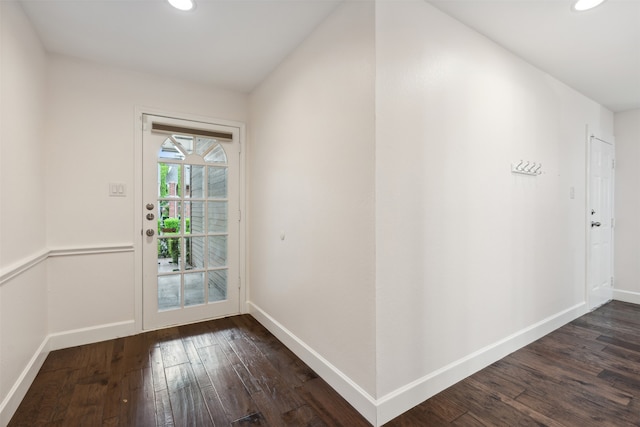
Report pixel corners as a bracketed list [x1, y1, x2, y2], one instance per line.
[0, 244, 134, 287]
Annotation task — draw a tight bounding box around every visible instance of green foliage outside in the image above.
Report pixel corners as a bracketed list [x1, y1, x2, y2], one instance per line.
[159, 163, 182, 198]
[169, 238, 180, 264]
[163, 217, 179, 231]
[156, 217, 190, 264]
[159, 163, 169, 198]
[156, 162, 187, 265]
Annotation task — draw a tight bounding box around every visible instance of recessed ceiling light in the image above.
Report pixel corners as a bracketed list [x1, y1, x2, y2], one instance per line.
[168, 0, 195, 12]
[572, 0, 606, 12]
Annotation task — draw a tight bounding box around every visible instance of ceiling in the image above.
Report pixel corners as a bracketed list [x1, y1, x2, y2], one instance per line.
[19, 0, 341, 94]
[429, 0, 640, 113]
[19, 0, 640, 112]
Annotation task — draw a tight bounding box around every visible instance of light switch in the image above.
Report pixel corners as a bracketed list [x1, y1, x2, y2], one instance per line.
[109, 182, 126, 197]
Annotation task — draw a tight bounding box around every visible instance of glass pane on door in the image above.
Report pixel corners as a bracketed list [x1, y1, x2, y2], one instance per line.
[143, 114, 239, 330]
[158, 275, 181, 310]
[208, 167, 227, 198]
[155, 137, 230, 311]
[208, 269, 227, 302]
[185, 272, 205, 306]
[208, 201, 227, 233]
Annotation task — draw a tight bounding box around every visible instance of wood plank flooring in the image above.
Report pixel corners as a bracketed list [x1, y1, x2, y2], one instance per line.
[8, 315, 370, 427]
[387, 300, 640, 426]
[9, 301, 640, 426]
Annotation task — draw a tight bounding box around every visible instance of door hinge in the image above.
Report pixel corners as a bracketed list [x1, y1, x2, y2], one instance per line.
[612, 218, 615, 228]
[239, 210, 242, 222]
[612, 159, 615, 169]
[238, 277, 241, 290]
[611, 276, 614, 286]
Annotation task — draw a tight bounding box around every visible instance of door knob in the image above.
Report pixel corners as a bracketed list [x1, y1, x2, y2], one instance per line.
[146, 229, 155, 236]
[591, 221, 601, 227]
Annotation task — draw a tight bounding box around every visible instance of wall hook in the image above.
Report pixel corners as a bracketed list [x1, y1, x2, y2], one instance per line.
[512, 159, 542, 176]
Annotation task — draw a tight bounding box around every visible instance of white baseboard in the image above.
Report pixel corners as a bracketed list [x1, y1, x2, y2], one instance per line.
[48, 320, 136, 351]
[0, 338, 49, 427]
[613, 289, 640, 305]
[2, 302, 588, 427]
[1, 320, 137, 425]
[247, 301, 587, 427]
[376, 302, 587, 425]
[247, 302, 378, 425]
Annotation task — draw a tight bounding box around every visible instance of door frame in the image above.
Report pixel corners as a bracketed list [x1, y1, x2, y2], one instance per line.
[133, 106, 247, 332]
[585, 126, 615, 310]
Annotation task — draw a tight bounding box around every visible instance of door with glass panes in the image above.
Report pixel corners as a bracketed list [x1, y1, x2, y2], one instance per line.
[142, 114, 240, 329]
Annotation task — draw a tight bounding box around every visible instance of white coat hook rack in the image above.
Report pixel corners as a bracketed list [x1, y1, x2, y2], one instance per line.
[511, 160, 542, 176]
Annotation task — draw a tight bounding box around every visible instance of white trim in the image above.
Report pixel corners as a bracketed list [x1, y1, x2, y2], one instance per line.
[247, 302, 378, 425]
[134, 106, 245, 130]
[134, 108, 144, 333]
[584, 124, 591, 306]
[238, 123, 248, 314]
[134, 106, 247, 331]
[48, 244, 134, 257]
[0, 245, 134, 287]
[0, 337, 49, 426]
[376, 302, 587, 425]
[244, 301, 586, 426]
[0, 319, 136, 424]
[0, 300, 587, 426]
[585, 128, 616, 310]
[48, 320, 136, 351]
[613, 289, 640, 305]
[0, 249, 48, 286]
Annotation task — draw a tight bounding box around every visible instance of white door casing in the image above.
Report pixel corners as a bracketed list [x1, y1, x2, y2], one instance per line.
[587, 133, 615, 310]
[141, 113, 241, 330]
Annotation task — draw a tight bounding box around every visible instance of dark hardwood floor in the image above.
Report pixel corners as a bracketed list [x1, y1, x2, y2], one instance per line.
[388, 300, 640, 426]
[8, 315, 370, 427]
[9, 301, 640, 426]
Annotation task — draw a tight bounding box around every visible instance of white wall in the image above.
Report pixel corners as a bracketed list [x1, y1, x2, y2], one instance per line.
[0, 2, 47, 266]
[248, 0, 377, 414]
[248, 1, 618, 424]
[0, 42, 248, 422]
[0, 1, 49, 423]
[375, 1, 613, 422]
[1, 1, 626, 425]
[614, 109, 640, 302]
[44, 55, 247, 336]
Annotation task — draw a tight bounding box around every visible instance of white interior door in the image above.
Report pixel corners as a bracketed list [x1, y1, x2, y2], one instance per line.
[588, 134, 615, 310]
[142, 114, 240, 329]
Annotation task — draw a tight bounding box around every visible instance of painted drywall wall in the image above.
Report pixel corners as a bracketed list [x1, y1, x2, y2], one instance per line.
[45, 55, 247, 333]
[375, 0, 613, 409]
[0, 1, 49, 422]
[0, 2, 47, 266]
[248, 1, 376, 400]
[614, 109, 640, 301]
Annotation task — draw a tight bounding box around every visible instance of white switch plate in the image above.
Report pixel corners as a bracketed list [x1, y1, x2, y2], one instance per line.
[109, 182, 126, 197]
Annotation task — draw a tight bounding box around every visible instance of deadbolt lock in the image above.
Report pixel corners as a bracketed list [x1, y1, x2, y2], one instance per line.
[146, 203, 154, 210]
[146, 229, 155, 237]
[146, 213, 154, 220]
